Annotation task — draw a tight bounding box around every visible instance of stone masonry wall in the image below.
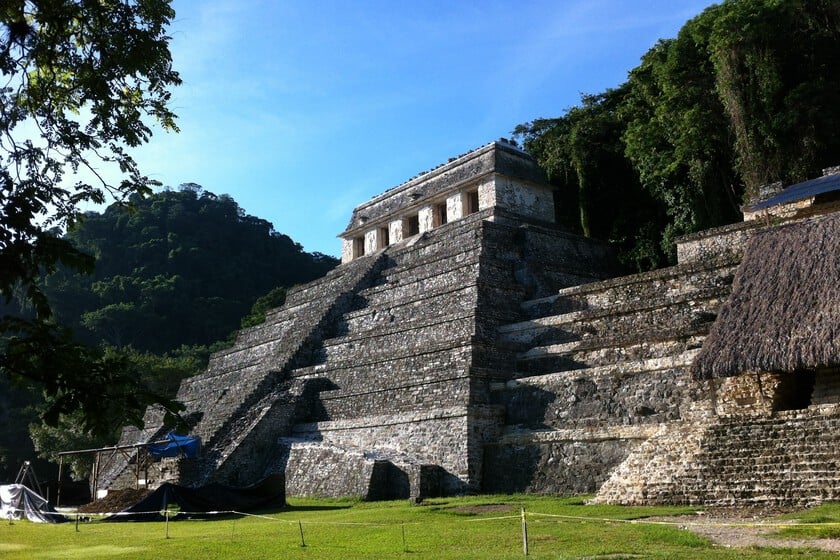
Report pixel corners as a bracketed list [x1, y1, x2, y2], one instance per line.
[483, 439, 636, 495]
[343, 142, 546, 237]
[479, 199, 840, 499]
[100, 253, 390, 492]
[595, 405, 840, 506]
[592, 207, 840, 506]
[481, 231, 745, 494]
[279, 211, 490, 494]
[278, 207, 612, 495]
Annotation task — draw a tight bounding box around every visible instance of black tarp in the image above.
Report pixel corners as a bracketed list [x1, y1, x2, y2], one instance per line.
[104, 474, 285, 522]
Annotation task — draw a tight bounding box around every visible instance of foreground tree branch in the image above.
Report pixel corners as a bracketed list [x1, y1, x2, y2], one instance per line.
[0, 0, 183, 433]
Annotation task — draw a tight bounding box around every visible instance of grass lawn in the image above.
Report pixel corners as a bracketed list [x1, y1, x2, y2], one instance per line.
[772, 502, 840, 540]
[2, 495, 838, 559]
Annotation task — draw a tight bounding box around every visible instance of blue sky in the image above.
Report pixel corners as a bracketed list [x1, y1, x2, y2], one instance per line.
[131, 0, 715, 258]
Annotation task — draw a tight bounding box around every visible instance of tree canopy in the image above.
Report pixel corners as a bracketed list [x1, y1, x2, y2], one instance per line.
[516, 0, 840, 269]
[0, 0, 182, 432]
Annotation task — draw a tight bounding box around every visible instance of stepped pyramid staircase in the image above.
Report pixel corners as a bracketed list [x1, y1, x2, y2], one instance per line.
[593, 212, 840, 506]
[595, 409, 840, 506]
[268, 209, 540, 497]
[101, 208, 525, 498]
[272, 214, 492, 497]
[99, 200, 839, 504]
[99, 252, 391, 492]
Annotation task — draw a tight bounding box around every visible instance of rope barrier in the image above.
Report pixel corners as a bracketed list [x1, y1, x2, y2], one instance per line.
[6, 504, 840, 530]
[524, 511, 826, 529]
[231, 512, 398, 526]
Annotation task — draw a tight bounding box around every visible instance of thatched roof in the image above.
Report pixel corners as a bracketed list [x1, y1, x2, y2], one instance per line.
[692, 213, 840, 379]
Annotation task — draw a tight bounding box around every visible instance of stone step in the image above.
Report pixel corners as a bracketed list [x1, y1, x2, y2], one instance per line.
[520, 257, 738, 320]
[307, 377, 473, 421]
[281, 254, 392, 309]
[315, 313, 475, 367]
[341, 288, 475, 334]
[97, 252, 394, 490]
[502, 349, 700, 387]
[283, 257, 383, 307]
[699, 456, 840, 468]
[699, 458, 840, 471]
[343, 265, 477, 323]
[373, 241, 480, 284]
[289, 336, 474, 379]
[595, 409, 840, 506]
[495, 352, 697, 429]
[501, 290, 723, 349]
[702, 444, 840, 455]
[361, 210, 490, 282]
[698, 455, 840, 468]
[494, 423, 663, 445]
[377, 233, 482, 281]
[514, 334, 705, 375]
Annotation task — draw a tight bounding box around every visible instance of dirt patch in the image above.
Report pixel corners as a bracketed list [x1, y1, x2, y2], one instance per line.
[77, 488, 150, 514]
[654, 508, 840, 553]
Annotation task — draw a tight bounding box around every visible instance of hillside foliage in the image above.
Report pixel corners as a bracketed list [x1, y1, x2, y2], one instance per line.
[0, 0, 184, 478]
[515, 0, 840, 270]
[44, 184, 337, 354]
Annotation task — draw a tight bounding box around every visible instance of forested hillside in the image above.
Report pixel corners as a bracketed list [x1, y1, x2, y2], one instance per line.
[515, 0, 840, 270]
[0, 186, 338, 481]
[43, 184, 337, 354]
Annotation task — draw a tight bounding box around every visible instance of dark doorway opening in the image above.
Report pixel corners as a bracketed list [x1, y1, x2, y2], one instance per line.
[772, 371, 816, 411]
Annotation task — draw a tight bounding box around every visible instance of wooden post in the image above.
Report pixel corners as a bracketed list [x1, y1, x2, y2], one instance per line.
[521, 506, 529, 556]
[91, 452, 101, 501]
[56, 456, 64, 507]
[401, 523, 407, 552]
[165, 509, 170, 539]
[298, 520, 306, 547]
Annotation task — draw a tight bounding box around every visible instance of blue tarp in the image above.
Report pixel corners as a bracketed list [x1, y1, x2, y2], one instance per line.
[147, 432, 200, 458]
[746, 172, 840, 211]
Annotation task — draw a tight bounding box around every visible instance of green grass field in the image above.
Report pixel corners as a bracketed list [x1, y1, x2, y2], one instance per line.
[3, 495, 839, 559]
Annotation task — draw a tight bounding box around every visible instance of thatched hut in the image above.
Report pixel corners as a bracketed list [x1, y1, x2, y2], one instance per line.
[692, 213, 839, 394]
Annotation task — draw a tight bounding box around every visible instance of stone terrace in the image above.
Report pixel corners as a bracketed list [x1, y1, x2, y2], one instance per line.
[482, 237, 744, 494]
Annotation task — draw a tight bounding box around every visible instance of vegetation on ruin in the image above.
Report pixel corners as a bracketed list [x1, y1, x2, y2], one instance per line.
[3, 495, 840, 559]
[515, 0, 840, 270]
[775, 502, 840, 540]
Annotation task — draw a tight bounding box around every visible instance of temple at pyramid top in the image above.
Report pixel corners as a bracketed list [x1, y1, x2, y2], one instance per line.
[338, 140, 554, 263]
